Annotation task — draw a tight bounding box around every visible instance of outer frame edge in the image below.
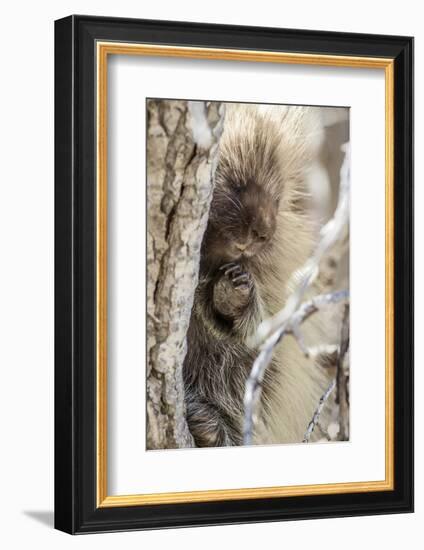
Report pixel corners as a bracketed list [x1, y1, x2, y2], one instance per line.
[54, 14, 77, 535]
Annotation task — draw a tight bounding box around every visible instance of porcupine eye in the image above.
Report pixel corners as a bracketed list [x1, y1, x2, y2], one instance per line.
[252, 229, 267, 242]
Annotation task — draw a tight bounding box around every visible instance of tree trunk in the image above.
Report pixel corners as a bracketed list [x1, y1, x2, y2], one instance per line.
[146, 99, 224, 449]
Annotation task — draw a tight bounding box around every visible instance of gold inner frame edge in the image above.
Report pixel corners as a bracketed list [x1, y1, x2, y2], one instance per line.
[96, 42, 395, 508]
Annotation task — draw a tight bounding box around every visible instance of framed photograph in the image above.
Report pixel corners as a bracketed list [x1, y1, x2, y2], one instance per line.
[54, 15, 413, 534]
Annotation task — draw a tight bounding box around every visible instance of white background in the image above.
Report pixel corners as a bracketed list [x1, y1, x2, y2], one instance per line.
[108, 57, 386, 495]
[0, 1, 420, 549]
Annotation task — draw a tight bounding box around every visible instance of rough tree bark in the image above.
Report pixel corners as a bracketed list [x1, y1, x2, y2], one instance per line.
[146, 99, 224, 449]
[336, 303, 350, 440]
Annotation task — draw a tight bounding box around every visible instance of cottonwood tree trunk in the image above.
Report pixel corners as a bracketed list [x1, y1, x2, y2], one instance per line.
[146, 99, 224, 449]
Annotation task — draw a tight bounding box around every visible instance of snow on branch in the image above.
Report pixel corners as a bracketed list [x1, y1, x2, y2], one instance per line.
[243, 143, 351, 446]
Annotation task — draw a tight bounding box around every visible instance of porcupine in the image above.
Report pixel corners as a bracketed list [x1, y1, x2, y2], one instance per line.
[183, 103, 331, 447]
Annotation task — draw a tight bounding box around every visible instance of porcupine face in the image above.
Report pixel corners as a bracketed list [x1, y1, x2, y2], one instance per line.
[202, 109, 285, 267]
[203, 178, 278, 264]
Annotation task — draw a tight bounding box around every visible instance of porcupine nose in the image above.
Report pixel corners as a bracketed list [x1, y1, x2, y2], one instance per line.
[235, 243, 247, 252]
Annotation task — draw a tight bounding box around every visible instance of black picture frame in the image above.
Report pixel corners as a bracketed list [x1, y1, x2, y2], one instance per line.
[55, 14, 414, 534]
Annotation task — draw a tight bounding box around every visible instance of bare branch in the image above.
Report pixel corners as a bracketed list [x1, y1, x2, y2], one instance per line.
[316, 421, 332, 441]
[287, 290, 348, 357]
[302, 302, 350, 443]
[243, 290, 348, 445]
[303, 379, 336, 443]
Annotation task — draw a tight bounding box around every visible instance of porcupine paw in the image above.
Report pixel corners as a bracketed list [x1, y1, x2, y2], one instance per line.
[212, 262, 253, 319]
[186, 399, 240, 447]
